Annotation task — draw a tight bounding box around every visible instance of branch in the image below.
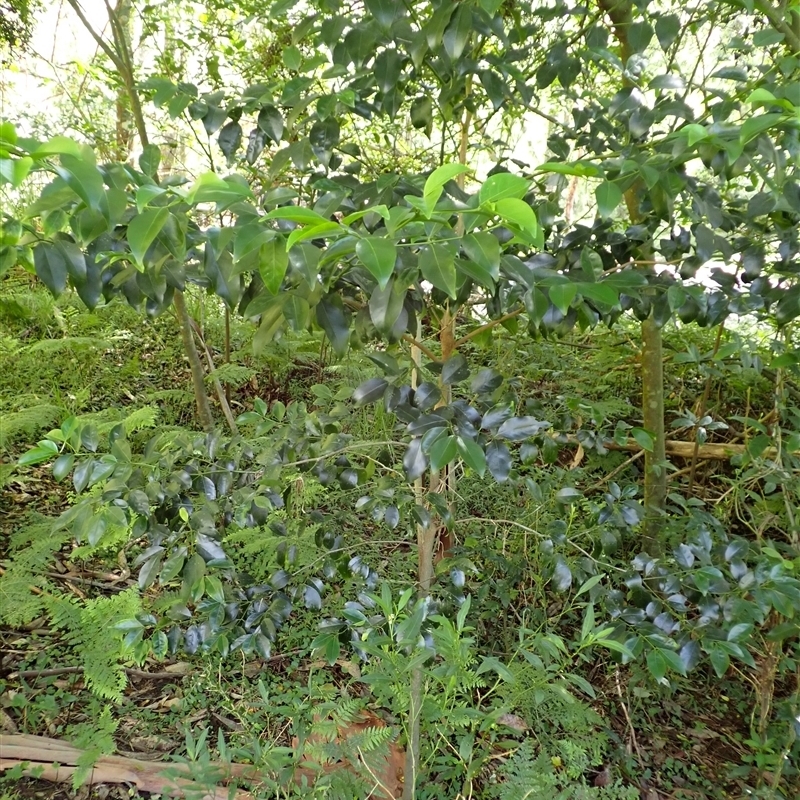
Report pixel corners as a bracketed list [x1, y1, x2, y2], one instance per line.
[401, 333, 440, 363]
[453, 308, 524, 348]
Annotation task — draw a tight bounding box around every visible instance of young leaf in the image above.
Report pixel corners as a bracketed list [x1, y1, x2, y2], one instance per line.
[479, 173, 530, 204]
[494, 198, 542, 248]
[258, 238, 289, 294]
[356, 235, 397, 289]
[548, 283, 577, 315]
[423, 163, 471, 217]
[55, 154, 106, 213]
[127, 207, 169, 267]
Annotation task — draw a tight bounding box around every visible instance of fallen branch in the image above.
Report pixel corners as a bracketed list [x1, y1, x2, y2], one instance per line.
[568, 435, 791, 461]
[0, 734, 254, 800]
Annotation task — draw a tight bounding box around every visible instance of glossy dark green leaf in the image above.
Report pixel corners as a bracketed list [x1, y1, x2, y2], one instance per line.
[55, 154, 106, 213]
[414, 382, 441, 410]
[410, 96, 433, 134]
[403, 437, 427, 480]
[655, 14, 680, 49]
[553, 557, 572, 591]
[628, 20, 653, 52]
[309, 117, 340, 166]
[356, 234, 396, 289]
[441, 353, 470, 385]
[443, 4, 472, 60]
[316, 293, 350, 354]
[429, 435, 457, 471]
[486, 441, 511, 482]
[353, 377, 388, 405]
[257, 105, 284, 143]
[218, 121, 243, 159]
[52, 453, 75, 482]
[456, 435, 486, 476]
[497, 416, 550, 440]
[33, 243, 68, 296]
[246, 128, 267, 165]
[419, 242, 457, 299]
[461, 232, 500, 285]
[369, 277, 406, 334]
[365, 0, 402, 28]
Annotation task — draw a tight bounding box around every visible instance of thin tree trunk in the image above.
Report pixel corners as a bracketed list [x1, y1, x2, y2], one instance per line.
[67, 0, 217, 431]
[174, 290, 214, 431]
[641, 315, 666, 552]
[599, 0, 667, 553]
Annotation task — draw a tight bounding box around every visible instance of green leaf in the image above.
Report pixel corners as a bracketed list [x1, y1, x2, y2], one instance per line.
[33, 243, 68, 296]
[419, 242, 457, 299]
[456, 436, 486, 477]
[366, 0, 402, 29]
[0, 156, 33, 187]
[55, 154, 106, 214]
[443, 4, 472, 60]
[595, 181, 623, 218]
[494, 198, 542, 248]
[265, 206, 329, 225]
[283, 45, 302, 70]
[439, 355, 468, 387]
[188, 172, 253, 206]
[548, 283, 577, 315]
[258, 238, 289, 294]
[631, 427, 655, 452]
[655, 14, 680, 49]
[356, 235, 397, 289]
[257, 105, 284, 143]
[410, 95, 433, 135]
[316, 293, 350, 355]
[578, 282, 619, 307]
[486, 441, 511, 482]
[127, 207, 169, 267]
[429, 435, 457, 471]
[18, 439, 59, 466]
[479, 173, 530, 204]
[285, 221, 341, 250]
[218, 121, 243, 159]
[139, 144, 161, 177]
[536, 161, 600, 177]
[646, 649, 667, 682]
[369, 277, 406, 334]
[423, 163, 471, 217]
[52, 453, 75, 481]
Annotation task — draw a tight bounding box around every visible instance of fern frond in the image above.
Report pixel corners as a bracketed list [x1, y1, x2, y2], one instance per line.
[205, 363, 256, 388]
[0, 403, 62, 447]
[25, 337, 113, 354]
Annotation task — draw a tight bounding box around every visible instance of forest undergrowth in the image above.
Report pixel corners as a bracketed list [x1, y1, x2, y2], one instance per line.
[1, 278, 797, 800]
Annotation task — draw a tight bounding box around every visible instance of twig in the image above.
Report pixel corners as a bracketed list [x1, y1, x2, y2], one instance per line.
[586, 449, 644, 491]
[614, 669, 644, 765]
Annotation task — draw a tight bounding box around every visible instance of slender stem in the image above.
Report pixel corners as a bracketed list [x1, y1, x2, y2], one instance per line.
[174, 290, 214, 431]
[687, 323, 724, 494]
